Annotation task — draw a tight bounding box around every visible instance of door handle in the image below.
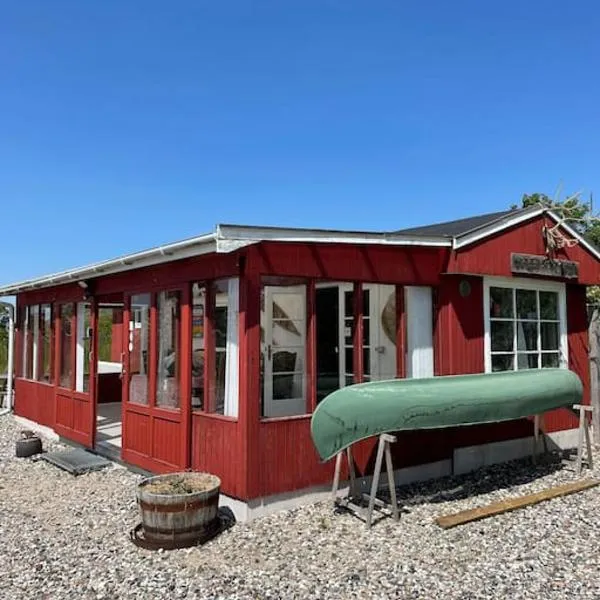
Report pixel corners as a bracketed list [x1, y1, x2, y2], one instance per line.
[268, 344, 272, 360]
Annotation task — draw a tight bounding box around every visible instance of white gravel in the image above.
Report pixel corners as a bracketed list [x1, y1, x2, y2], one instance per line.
[2, 414, 600, 599]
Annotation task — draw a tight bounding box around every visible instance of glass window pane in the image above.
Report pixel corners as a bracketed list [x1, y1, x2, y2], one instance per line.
[344, 318, 353, 345]
[273, 350, 301, 373]
[76, 303, 91, 393]
[542, 353, 559, 368]
[39, 304, 53, 383]
[345, 347, 354, 374]
[362, 290, 370, 314]
[129, 294, 150, 405]
[191, 283, 205, 410]
[344, 290, 353, 317]
[541, 322, 559, 351]
[25, 306, 35, 379]
[363, 318, 370, 346]
[491, 321, 513, 352]
[215, 351, 227, 413]
[490, 287, 513, 318]
[491, 354, 514, 372]
[517, 321, 538, 352]
[516, 289, 537, 320]
[30, 305, 39, 380]
[214, 278, 239, 417]
[517, 353, 538, 370]
[156, 291, 180, 409]
[59, 304, 74, 388]
[363, 348, 370, 375]
[540, 291, 559, 320]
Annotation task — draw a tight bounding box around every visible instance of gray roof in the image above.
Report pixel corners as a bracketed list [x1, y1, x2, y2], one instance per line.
[394, 208, 521, 238]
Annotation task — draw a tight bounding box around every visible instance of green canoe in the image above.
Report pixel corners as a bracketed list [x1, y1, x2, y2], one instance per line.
[310, 369, 583, 461]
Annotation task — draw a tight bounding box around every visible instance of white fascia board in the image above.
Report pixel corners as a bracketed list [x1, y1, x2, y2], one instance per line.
[216, 224, 451, 249]
[452, 207, 545, 250]
[0, 234, 217, 296]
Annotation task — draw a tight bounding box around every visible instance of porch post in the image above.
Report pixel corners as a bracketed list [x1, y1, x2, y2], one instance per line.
[239, 269, 261, 500]
[181, 285, 192, 468]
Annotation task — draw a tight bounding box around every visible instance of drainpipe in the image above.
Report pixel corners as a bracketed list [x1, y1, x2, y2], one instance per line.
[0, 301, 14, 415]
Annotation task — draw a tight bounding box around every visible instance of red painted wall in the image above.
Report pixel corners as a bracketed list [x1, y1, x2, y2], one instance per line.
[448, 215, 600, 285]
[246, 241, 448, 284]
[191, 413, 243, 499]
[435, 275, 485, 376]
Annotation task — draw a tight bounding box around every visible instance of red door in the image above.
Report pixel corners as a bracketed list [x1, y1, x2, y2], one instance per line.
[54, 301, 96, 447]
[121, 289, 191, 473]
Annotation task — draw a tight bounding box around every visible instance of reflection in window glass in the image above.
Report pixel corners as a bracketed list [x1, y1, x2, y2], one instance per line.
[488, 285, 564, 372]
[30, 305, 39, 379]
[75, 303, 91, 392]
[261, 278, 306, 417]
[156, 291, 180, 409]
[129, 294, 150, 405]
[490, 287, 513, 318]
[540, 292, 558, 320]
[213, 279, 239, 416]
[59, 304, 74, 388]
[191, 283, 205, 409]
[39, 304, 53, 383]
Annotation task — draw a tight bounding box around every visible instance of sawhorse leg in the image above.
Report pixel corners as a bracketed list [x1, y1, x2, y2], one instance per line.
[331, 446, 358, 505]
[575, 404, 594, 475]
[366, 434, 399, 528]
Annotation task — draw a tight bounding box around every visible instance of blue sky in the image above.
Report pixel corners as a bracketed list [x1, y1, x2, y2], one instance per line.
[1, 1, 599, 284]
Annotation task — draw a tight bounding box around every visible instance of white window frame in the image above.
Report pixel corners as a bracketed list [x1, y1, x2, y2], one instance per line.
[483, 276, 568, 373]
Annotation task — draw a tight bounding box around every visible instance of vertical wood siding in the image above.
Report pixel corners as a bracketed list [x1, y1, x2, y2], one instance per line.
[14, 379, 54, 427]
[448, 215, 600, 285]
[191, 414, 242, 498]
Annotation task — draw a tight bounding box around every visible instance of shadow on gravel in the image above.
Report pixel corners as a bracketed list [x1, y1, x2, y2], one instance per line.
[380, 450, 575, 508]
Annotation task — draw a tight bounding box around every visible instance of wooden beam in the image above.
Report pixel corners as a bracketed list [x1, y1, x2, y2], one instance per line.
[436, 479, 600, 529]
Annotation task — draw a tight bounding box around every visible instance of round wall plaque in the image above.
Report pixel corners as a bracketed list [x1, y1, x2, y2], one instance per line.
[459, 280, 471, 298]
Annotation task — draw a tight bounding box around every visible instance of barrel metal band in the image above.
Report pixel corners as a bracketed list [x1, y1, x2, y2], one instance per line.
[138, 496, 217, 513]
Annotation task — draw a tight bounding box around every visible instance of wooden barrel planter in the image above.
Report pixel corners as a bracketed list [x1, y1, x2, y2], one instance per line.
[135, 472, 221, 549]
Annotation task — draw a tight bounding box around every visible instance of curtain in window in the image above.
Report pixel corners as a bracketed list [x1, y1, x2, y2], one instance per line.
[223, 278, 239, 418]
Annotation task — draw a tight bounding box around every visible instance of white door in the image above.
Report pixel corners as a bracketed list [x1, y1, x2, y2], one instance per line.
[263, 285, 307, 417]
[338, 284, 397, 386]
[405, 286, 434, 378]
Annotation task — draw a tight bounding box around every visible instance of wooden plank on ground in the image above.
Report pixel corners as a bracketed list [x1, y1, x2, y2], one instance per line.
[436, 479, 600, 530]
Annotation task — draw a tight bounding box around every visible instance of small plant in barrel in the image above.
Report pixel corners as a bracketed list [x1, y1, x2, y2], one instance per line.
[136, 472, 221, 548]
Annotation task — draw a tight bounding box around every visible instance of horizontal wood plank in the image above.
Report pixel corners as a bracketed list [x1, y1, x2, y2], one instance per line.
[436, 479, 600, 529]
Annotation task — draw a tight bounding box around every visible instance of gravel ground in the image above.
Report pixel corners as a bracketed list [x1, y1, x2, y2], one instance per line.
[2, 414, 600, 599]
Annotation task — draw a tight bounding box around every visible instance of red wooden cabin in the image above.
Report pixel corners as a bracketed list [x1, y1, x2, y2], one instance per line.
[3, 206, 598, 518]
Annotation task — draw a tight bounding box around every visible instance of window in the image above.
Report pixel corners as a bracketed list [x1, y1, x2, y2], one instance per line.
[38, 304, 53, 383]
[156, 290, 181, 409]
[22, 306, 36, 379]
[76, 303, 91, 392]
[129, 294, 150, 405]
[191, 283, 206, 409]
[485, 280, 566, 373]
[59, 304, 74, 388]
[212, 278, 239, 417]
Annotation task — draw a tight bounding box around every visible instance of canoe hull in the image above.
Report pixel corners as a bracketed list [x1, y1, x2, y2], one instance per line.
[310, 369, 583, 462]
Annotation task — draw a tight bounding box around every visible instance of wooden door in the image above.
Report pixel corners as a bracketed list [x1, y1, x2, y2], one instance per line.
[54, 301, 96, 447]
[121, 289, 190, 473]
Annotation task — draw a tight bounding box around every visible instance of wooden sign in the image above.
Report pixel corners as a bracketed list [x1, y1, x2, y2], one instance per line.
[511, 253, 579, 279]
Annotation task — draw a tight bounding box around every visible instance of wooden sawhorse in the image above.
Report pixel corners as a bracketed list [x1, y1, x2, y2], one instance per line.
[331, 433, 400, 528]
[574, 404, 594, 475]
